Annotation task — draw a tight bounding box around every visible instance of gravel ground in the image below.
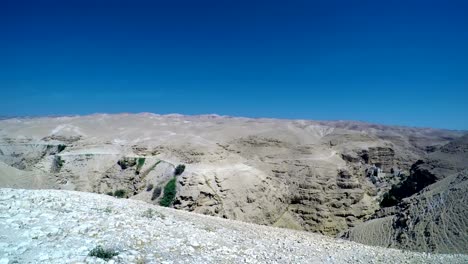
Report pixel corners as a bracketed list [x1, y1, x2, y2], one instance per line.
[0, 188, 467, 264]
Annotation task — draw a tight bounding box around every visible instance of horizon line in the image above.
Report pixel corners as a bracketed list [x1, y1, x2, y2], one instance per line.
[1, 112, 466, 132]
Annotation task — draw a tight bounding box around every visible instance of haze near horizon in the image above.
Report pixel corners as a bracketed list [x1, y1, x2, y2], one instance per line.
[1, 0, 467, 129]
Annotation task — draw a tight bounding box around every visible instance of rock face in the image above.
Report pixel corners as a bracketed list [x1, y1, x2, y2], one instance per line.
[1, 188, 467, 264]
[342, 170, 468, 254]
[360, 147, 395, 172]
[0, 114, 466, 253]
[342, 135, 468, 254]
[0, 143, 65, 170]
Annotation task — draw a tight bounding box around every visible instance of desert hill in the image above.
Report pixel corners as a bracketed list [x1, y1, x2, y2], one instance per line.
[0, 113, 466, 254]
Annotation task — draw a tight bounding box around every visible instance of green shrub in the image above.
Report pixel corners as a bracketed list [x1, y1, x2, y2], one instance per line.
[88, 245, 118, 260]
[142, 208, 154, 218]
[141, 208, 166, 219]
[114, 189, 126, 198]
[159, 178, 177, 207]
[174, 164, 186, 176]
[146, 183, 154, 192]
[151, 186, 162, 201]
[117, 158, 136, 170]
[52, 155, 65, 172]
[57, 144, 67, 153]
[106, 191, 114, 196]
[57, 157, 64, 167]
[136, 158, 146, 174]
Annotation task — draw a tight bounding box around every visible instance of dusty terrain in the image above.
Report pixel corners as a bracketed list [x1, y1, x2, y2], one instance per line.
[341, 135, 468, 253]
[0, 113, 466, 254]
[1, 188, 467, 264]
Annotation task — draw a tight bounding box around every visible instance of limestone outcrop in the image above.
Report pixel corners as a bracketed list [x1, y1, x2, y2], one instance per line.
[0, 114, 466, 253]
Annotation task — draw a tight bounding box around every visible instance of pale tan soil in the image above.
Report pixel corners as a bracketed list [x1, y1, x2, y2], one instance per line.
[0, 113, 466, 254]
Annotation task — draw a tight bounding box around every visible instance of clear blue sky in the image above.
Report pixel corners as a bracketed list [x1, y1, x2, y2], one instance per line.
[1, 0, 467, 129]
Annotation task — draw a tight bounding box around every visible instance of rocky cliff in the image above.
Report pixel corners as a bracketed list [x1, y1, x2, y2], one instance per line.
[0, 114, 465, 253]
[342, 135, 468, 253]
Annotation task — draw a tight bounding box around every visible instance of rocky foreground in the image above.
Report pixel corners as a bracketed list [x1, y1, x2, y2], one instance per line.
[1, 188, 467, 264]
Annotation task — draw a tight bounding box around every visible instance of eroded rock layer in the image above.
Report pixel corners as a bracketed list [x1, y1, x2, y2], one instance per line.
[0, 114, 465, 252]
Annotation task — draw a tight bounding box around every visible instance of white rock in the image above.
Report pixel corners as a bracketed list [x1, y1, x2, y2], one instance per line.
[0, 188, 466, 264]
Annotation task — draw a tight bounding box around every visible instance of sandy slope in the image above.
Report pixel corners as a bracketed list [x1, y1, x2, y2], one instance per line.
[1, 188, 467, 264]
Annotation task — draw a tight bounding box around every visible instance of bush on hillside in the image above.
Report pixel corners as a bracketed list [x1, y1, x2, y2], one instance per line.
[113, 189, 126, 198]
[88, 245, 118, 260]
[159, 178, 176, 207]
[146, 183, 154, 192]
[174, 164, 186, 176]
[52, 155, 65, 172]
[151, 186, 162, 201]
[136, 158, 146, 174]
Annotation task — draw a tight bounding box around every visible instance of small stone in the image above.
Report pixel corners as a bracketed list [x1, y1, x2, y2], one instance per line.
[39, 254, 49, 261]
[190, 241, 200, 247]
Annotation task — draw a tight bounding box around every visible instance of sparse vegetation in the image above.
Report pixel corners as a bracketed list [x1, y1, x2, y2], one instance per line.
[136, 157, 146, 174]
[106, 189, 127, 198]
[151, 186, 162, 201]
[137, 157, 145, 167]
[117, 158, 137, 170]
[88, 245, 118, 260]
[113, 189, 126, 198]
[52, 155, 65, 172]
[146, 183, 154, 191]
[174, 164, 186, 176]
[159, 178, 177, 207]
[141, 208, 155, 218]
[141, 208, 166, 219]
[56, 156, 64, 167]
[57, 144, 67, 153]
